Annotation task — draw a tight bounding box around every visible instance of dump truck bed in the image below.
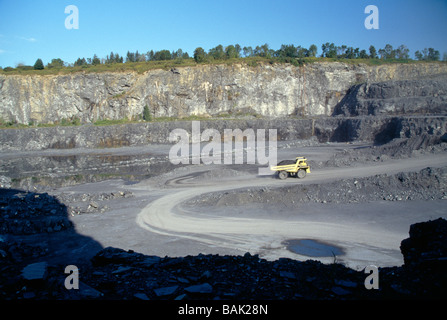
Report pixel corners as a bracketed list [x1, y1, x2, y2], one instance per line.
[270, 157, 310, 173]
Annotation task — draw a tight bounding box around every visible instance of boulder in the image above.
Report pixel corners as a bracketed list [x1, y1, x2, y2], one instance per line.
[22, 261, 47, 281]
[400, 218, 447, 266]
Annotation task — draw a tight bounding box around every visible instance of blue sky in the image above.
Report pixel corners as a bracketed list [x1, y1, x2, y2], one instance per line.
[0, 0, 446, 67]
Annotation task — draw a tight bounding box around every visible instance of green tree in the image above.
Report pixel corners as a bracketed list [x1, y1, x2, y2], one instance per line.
[344, 47, 356, 59]
[106, 52, 123, 64]
[172, 48, 183, 60]
[243, 46, 253, 57]
[225, 45, 239, 59]
[209, 44, 225, 60]
[277, 44, 298, 58]
[194, 47, 207, 63]
[107, 52, 115, 63]
[359, 49, 369, 59]
[47, 58, 64, 68]
[74, 57, 87, 66]
[308, 44, 318, 57]
[427, 48, 440, 61]
[369, 45, 377, 59]
[147, 50, 155, 61]
[126, 51, 135, 63]
[33, 58, 44, 70]
[415, 48, 440, 61]
[92, 54, 101, 65]
[337, 45, 347, 59]
[321, 42, 336, 58]
[326, 43, 337, 58]
[153, 50, 172, 61]
[383, 44, 395, 59]
[415, 50, 423, 61]
[235, 44, 242, 57]
[259, 43, 272, 58]
[135, 50, 142, 62]
[395, 45, 410, 59]
[297, 46, 308, 58]
[253, 43, 273, 58]
[143, 105, 152, 121]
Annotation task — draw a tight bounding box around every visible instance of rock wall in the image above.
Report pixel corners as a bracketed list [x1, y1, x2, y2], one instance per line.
[333, 75, 447, 116]
[1, 61, 447, 124]
[1, 116, 446, 151]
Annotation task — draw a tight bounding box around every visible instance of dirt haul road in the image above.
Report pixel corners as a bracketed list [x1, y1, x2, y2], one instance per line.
[136, 151, 447, 270]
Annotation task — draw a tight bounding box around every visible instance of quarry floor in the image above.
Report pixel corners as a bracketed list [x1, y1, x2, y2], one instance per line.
[12, 140, 446, 272]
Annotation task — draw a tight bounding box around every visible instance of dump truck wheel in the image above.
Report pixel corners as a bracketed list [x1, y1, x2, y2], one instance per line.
[278, 171, 288, 180]
[297, 169, 306, 179]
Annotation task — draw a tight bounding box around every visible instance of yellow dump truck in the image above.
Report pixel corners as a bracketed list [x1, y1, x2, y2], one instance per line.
[270, 157, 311, 180]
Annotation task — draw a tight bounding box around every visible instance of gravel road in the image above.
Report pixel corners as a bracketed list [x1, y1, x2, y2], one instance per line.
[135, 150, 447, 270]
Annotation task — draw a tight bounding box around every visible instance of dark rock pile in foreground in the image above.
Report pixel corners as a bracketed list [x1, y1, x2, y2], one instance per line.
[68, 232, 447, 300]
[400, 217, 447, 267]
[1, 233, 447, 300]
[0, 188, 446, 300]
[0, 189, 72, 235]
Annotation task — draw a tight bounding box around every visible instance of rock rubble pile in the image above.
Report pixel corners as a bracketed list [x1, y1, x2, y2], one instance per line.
[188, 166, 447, 207]
[0, 189, 72, 235]
[0, 189, 446, 300]
[55, 190, 134, 215]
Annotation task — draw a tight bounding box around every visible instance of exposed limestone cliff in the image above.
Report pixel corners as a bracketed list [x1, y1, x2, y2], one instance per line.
[1, 62, 447, 124]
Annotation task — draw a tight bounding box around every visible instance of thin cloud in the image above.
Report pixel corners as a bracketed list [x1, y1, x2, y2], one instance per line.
[0, 49, 5, 54]
[18, 36, 37, 42]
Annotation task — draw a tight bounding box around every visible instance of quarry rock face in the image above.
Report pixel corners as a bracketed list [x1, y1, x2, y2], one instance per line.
[333, 75, 447, 116]
[1, 61, 447, 124]
[0, 116, 446, 152]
